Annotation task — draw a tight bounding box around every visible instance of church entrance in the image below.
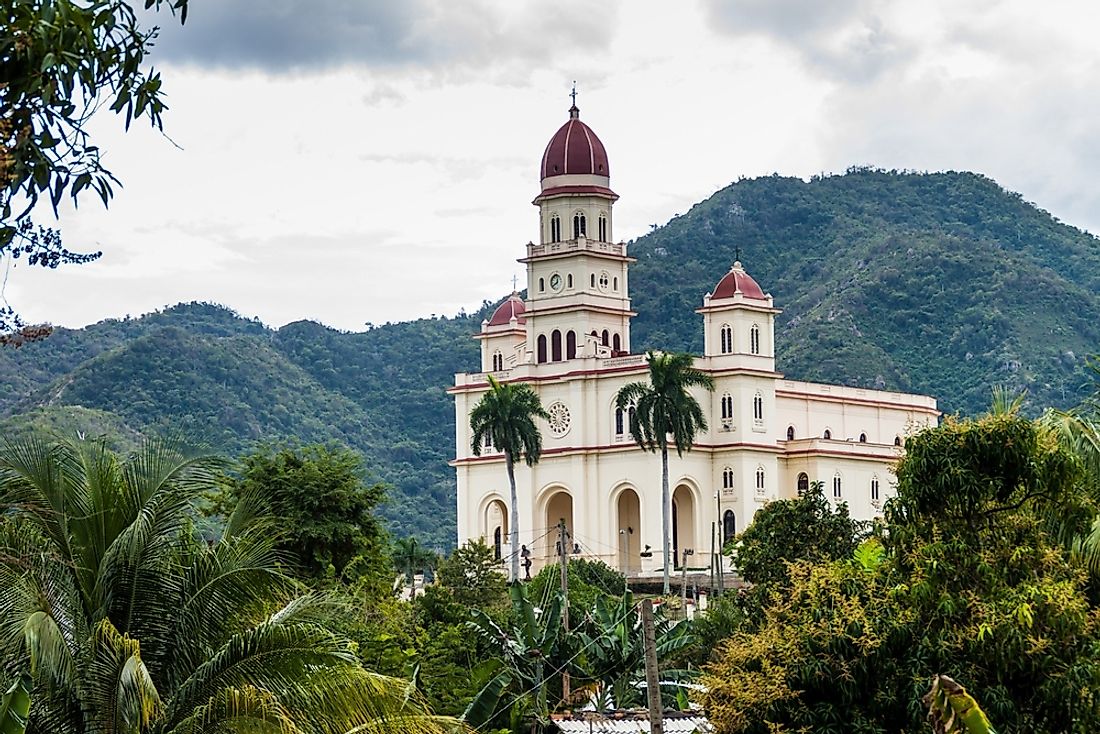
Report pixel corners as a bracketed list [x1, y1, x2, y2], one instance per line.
[485, 499, 508, 561]
[671, 485, 696, 568]
[544, 490, 574, 559]
[616, 488, 641, 575]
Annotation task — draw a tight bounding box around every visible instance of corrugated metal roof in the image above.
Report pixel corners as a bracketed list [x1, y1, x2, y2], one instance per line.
[551, 712, 711, 734]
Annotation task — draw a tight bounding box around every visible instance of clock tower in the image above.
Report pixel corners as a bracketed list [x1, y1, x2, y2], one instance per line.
[522, 103, 635, 365]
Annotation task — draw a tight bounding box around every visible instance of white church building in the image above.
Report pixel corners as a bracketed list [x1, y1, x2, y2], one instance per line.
[449, 104, 939, 576]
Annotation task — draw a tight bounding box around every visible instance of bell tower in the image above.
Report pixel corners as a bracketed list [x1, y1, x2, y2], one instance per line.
[522, 102, 635, 365]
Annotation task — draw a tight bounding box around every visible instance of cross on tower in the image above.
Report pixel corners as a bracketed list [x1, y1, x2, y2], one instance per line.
[734, 245, 742, 263]
[570, 82, 577, 106]
[511, 274, 518, 291]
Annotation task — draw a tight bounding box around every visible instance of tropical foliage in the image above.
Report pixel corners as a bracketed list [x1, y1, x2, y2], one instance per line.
[701, 413, 1100, 734]
[217, 444, 391, 583]
[617, 351, 714, 592]
[0, 435, 454, 734]
[470, 375, 549, 581]
[464, 584, 567, 731]
[730, 479, 866, 593]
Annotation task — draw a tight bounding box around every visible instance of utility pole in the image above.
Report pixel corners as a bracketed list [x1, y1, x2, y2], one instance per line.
[709, 521, 716, 594]
[641, 599, 664, 734]
[715, 492, 724, 597]
[558, 519, 571, 704]
[680, 548, 693, 616]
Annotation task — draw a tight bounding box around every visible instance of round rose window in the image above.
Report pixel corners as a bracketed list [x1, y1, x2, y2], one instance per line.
[546, 401, 571, 437]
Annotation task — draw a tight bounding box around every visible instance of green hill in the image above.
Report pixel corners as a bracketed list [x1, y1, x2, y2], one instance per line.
[2, 170, 1098, 548]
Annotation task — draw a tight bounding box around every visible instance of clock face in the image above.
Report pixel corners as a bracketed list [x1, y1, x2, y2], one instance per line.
[550, 274, 563, 291]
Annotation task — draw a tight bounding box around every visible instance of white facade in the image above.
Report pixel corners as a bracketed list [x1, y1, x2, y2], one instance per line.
[451, 107, 938, 576]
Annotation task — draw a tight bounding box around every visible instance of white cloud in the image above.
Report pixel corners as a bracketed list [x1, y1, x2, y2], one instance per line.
[11, 0, 1100, 331]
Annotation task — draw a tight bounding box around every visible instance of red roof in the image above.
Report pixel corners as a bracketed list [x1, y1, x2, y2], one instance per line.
[488, 294, 526, 326]
[540, 107, 610, 180]
[712, 263, 767, 301]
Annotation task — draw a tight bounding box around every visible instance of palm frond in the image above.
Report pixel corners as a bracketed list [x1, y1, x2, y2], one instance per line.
[162, 685, 296, 734]
[0, 673, 32, 734]
[166, 622, 358, 727]
[84, 619, 162, 734]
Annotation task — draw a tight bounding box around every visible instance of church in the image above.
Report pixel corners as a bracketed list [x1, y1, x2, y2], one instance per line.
[449, 103, 939, 577]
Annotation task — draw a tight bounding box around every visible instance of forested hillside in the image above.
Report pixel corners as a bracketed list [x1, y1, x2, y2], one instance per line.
[3, 170, 1098, 547]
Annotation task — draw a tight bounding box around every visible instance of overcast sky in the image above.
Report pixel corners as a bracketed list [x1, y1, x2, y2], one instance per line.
[8, 0, 1100, 331]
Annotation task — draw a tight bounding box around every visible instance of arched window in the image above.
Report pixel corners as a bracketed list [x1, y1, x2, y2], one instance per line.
[722, 510, 736, 544]
[612, 333, 621, 352]
[871, 476, 880, 502]
[484, 433, 493, 451]
[573, 212, 586, 239]
[539, 277, 545, 293]
[720, 393, 733, 420]
[550, 215, 561, 243]
[537, 335, 547, 363]
[551, 330, 562, 362]
[753, 392, 764, 422]
[493, 526, 502, 560]
[719, 324, 732, 354]
[628, 405, 636, 429]
[797, 472, 809, 495]
[859, 432, 867, 443]
[615, 407, 624, 436]
[613, 276, 618, 291]
[566, 273, 573, 289]
[491, 351, 503, 371]
[894, 436, 903, 447]
[590, 273, 596, 288]
[750, 323, 761, 355]
[566, 331, 577, 359]
[832, 473, 842, 498]
[722, 466, 734, 489]
[598, 214, 607, 241]
[823, 428, 832, 440]
[601, 329, 610, 347]
[786, 425, 795, 441]
[755, 466, 766, 492]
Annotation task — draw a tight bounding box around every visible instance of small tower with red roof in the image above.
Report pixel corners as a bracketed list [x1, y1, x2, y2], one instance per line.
[477, 292, 527, 372]
[697, 261, 781, 372]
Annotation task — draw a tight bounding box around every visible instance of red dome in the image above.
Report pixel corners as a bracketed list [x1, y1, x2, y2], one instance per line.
[540, 107, 610, 180]
[712, 262, 767, 301]
[488, 294, 526, 326]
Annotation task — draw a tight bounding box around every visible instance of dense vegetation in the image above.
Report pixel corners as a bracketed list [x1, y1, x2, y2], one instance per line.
[3, 170, 1100, 547]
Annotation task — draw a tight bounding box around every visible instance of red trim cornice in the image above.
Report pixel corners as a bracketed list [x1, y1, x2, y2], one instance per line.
[519, 251, 636, 264]
[451, 440, 785, 466]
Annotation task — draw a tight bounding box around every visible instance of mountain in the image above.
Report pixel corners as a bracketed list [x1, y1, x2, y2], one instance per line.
[3, 170, 1098, 547]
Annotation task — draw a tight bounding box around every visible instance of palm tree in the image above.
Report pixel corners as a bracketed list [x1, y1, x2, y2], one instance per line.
[616, 352, 714, 593]
[0, 435, 454, 734]
[470, 375, 549, 583]
[394, 536, 438, 584]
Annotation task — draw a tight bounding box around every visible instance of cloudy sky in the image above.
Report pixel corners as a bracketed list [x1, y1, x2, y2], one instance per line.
[9, 0, 1100, 331]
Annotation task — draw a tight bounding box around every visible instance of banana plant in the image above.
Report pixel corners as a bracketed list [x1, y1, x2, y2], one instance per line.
[463, 583, 565, 731]
[574, 592, 695, 710]
[923, 675, 998, 734]
[0, 674, 31, 734]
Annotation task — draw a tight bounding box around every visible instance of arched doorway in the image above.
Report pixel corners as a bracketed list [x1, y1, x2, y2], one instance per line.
[544, 490, 574, 559]
[485, 499, 508, 561]
[671, 485, 696, 568]
[616, 488, 641, 575]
